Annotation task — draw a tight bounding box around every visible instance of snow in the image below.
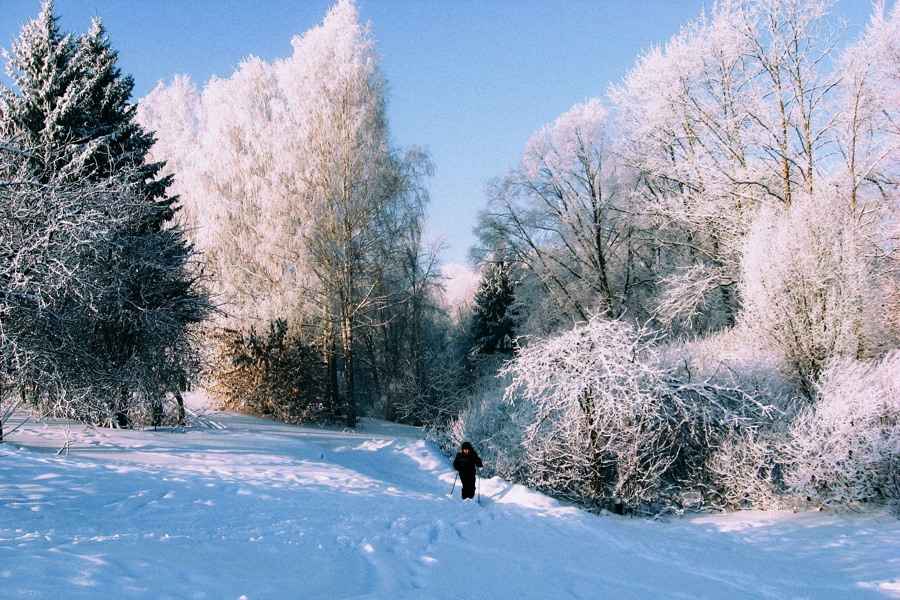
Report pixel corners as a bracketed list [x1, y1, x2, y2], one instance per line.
[2, 393, 899, 599]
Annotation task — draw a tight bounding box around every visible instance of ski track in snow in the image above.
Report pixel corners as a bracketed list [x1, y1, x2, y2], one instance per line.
[1, 393, 899, 599]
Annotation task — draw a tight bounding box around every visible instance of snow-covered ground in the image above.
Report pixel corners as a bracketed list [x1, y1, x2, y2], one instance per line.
[1, 394, 899, 599]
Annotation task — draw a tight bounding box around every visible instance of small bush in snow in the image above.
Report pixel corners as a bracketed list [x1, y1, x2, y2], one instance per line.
[784, 352, 900, 508]
[206, 320, 336, 424]
[705, 429, 783, 510]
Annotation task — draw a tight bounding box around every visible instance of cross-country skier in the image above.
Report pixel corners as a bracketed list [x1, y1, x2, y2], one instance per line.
[453, 441, 483, 500]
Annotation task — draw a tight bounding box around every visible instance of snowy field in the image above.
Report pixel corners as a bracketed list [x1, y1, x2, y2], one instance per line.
[2, 394, 899, 600]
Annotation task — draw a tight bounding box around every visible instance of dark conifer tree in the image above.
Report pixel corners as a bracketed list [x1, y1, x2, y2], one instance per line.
[0, 1, 78, 176]
[470, 260, 516, 355]
[1, 3, 170, 205]
[0, 1, 210, 426]
[69, 17, 172, 208]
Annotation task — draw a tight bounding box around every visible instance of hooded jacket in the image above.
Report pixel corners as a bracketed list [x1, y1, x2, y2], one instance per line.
[453, 441, 483, 483]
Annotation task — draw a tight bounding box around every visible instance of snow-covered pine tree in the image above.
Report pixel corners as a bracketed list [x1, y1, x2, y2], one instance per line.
[0, 1, 211, 427]
[470, 260, 516, 355]
[0, 1, 78, 176]
[71, 16, 171, 204]
[2, 3, 170, 204]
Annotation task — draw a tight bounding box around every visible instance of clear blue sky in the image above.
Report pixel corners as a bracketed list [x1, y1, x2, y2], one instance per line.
[0, 0, 877, 265]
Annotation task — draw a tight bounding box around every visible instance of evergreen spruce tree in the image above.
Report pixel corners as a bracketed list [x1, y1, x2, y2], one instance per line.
[0, 0, 78, 176]
[0, 1, 210, 426]
[70, 16, 172, 206]
[470, 261, 516, 355]
[1, 2, 170, 202]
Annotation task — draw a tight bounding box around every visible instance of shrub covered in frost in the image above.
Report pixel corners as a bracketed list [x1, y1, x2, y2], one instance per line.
[784, 352, 900, 508]
[657, 327, 793, 509]
[445, 317, 900, 514]
[498, 316, 672, 507]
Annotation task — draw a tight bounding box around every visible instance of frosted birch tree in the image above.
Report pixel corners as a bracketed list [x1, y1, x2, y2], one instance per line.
[302, 2, 431, 425]
[136, 75, 202, 226]
[138, 0, 435, 425]
[738, 1, 900, 394]
[611, 0, 843, 333]
[832, 0, 900, 277]
[832, 5, 898, 205]
[738, 0, 840, 204]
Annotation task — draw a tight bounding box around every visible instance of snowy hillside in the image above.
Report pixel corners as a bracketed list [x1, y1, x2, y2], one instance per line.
[1, 394, 898, 599]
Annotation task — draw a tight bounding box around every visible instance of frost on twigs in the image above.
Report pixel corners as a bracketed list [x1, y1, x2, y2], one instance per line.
[495, 315, 786, 513]
[500, 316, 673, 509]
[784, 351, 900, 510]
[741, 191, 882, 400]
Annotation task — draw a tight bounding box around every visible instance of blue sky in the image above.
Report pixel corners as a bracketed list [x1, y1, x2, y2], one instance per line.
[1, 0, 877, 265]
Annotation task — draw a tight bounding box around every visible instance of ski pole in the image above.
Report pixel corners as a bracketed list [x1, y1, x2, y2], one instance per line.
[450, 472, 458, 496]
[477, 469, 481, 504]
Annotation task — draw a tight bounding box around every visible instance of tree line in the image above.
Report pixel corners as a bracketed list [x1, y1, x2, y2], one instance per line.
[3, 0, 898, 515]
[455, 0, 900, 514]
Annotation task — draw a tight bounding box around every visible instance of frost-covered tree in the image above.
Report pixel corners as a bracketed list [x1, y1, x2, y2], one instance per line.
[138, 0, 435, 426]
[610, 4, 756, 332]
[1, 1, 78, 177]
[611, 0, 844, 333]
[0, 140, 90, 416]
[135, 75, 201, 224]
[2, 2, 167, 198]
[836, 1, 900, 207]
[287, 0, 432, 426]
[832, 1, 900, 328]
[475, 99, 647, 332]
[609, 0, 899, 386]
[731, 1, 900, 394]
[194, 57, 287, 321]
[741, 189, 887, 398]
[470, 260, 516, 355]
[0, 141, 210, 426]
[738, 0, 840, 204]
[0, 2, 211, 426]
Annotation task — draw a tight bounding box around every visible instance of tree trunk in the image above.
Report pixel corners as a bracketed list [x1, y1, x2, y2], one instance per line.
[115, 385, 131, 429]
[174, 389, 186, 428]
[341, 313, 357, 428]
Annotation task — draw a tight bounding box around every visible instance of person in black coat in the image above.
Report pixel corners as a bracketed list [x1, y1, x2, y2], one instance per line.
[453, 441, 483, 500]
